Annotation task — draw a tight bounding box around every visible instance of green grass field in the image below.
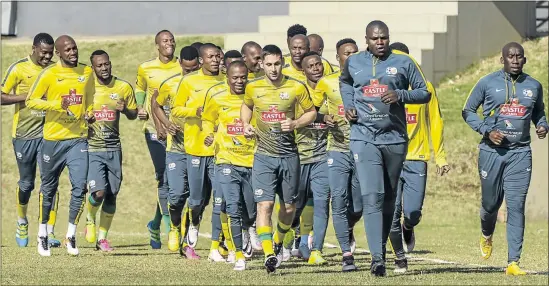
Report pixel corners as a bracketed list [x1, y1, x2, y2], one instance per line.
[1, 36, 548, 285]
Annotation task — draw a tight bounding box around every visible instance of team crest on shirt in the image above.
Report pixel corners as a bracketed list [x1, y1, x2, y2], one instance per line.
[523, 89, 533, 98]
[386, 67, 398, 76]
[110, 93, 119, 100]
[78, 76, 85, 83]
[279, 92, 289, 100]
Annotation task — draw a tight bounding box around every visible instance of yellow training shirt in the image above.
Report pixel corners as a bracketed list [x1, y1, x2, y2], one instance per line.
[283, 54, 338, 78]
[157, 72, 185, 154]
[26, 62, 94, 141]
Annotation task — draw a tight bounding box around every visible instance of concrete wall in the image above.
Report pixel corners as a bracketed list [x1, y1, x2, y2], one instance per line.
[13, 1, 288, 37]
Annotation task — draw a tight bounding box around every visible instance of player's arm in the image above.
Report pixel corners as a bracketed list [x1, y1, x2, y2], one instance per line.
[1, 64, 26, 105]
[292, 85, 317, 129]
[312, 80, 334, 126]
[241, 85, 255, 136]
[25, 71, 64, 112]
[122, 83, 138, 120]
[396, 58, 431, 104]
[339, 58, 355, 111]
[152, 84, 170, 127]
[84, 72, 96, 121]
[426, 83, 449, 170]
[461, 78, 493, 136]
[135, 65, 147, 108]
[171, 80, 201, 118]
[202, 93, 219, 146]
[531, 83, 548, 139]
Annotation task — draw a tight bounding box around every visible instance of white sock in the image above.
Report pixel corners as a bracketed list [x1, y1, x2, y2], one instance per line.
[66, 223, 77, 238]
[38, 224, 48, 237]
[47, 224, 54, 234]
[17, 217, 28, 224]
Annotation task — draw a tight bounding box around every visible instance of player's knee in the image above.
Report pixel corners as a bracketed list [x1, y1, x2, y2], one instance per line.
[313, 200, 329, 218]
[226, 203, 241, 218]
[481, 200, 500, 214]
[362, 193, 383, 211]
[17, 186, 33, 205]
[18, 180, 35, 193]
[257, 202, 273, 216]
[92, 190, 106, 203]
[404, 211, 422, 227]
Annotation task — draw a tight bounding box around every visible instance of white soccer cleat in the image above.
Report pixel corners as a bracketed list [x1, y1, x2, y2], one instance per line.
[282, 246, 291, 261]
[242, 231, 253, 258]
[64, 236, 79, 256]
[227, 251, 236, 264]
[248, 226, 262, 251]
[233, 259, 246, 271]
[208, 249, 226, 262]
[187, 224, 199, 248]
[37, 236, 51, 257]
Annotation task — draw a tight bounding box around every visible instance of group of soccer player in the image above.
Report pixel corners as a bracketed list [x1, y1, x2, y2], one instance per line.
[2, 19, 546, 277]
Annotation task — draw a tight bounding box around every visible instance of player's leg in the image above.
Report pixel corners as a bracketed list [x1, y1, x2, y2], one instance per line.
[65, 139, 90, 256]
[95, 150, 123, 252]
[36, 139, 66, 256]
[284, 164, 310, 260]
[144, 132, 169, 249]
[309, 160, 330, 265]
[240, 166, 256, 259]
[401, 161, 428, 253]
[327, 151, 357, 271]
[275, 155, 301, 267]
[209, 164, 227, 262]
[478, 149, 505, 260]
[165, 152, 187, 252]
[37, 138, 61, 247]
[186, 155, 209, 248]
[13, 138, 40, 247]
[388, 167, 407, 272]
[347, 163, 362, 254]
[503, 151, 531, 276]
[85, 152, 108, 244]
[252, 154, 279, 273]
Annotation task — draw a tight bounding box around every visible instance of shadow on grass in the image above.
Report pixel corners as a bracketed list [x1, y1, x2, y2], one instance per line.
[408, 249, 435, 255]
[406, 266, 549, 276]
[114, 243, 150, 248]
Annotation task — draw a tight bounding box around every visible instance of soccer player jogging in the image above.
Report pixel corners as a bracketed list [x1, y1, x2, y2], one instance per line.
[308, 34, 340, 72]
[172, 43, 224, 256]
[240, 44, 317, 273]
[339, 21, 431, 276]
[1, 33, 62, 248]
[312, 38, 361, 272]
[84, 50, 137, 251]
[282, 24, 335, 75]
[293, 51, 332, 265]
[241, 41, 265, 81]
[385, 42, 450, 273]
[462, 42, 548, 276]
[282, 35, 333, 82]
[202, 60, 254, 270]
[135, 30, 181, 249]
[151, 46, 200, 255]
[26, 35, 96, 256]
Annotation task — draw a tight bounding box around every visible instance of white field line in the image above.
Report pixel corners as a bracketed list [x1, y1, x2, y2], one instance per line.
[105, 231, 545, 275]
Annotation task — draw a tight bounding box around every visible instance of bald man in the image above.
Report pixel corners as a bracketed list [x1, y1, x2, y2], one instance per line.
[463, 42, 548, 276]
[26, 35, 96, 256]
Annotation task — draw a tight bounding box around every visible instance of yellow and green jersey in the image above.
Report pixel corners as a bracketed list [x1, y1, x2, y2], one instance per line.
[405, 81, 447, 165]
[313, 71, 350, 153]
[1, 56, 52, 139]
[247, 70, 264, 81]
[202, 83, 255, 168]
[172, 69, 224, 156]
[88, 76, 136, 152]
[243, 76, 313, 157]
[283, 54, 338, 78]
[295, 82, 329, 164]
[135, 57, 180, 134]
[26, 62, 95, 141]
[156, 72, 185, 154]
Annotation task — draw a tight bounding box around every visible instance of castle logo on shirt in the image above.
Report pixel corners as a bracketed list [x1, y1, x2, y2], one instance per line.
[405, 108, 417, 124]
[338, 104, 345, 116]
[500, 103, 526, 117]
[261, 105, 286, 122]
[94, 105, 116, 122]
[227, 118, 244, 135]
[62, 89, 83, 106]
[362, 79, 388, 97]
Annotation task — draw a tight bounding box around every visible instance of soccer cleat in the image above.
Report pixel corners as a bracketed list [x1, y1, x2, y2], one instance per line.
[16, 222, 29, 247]
[37, 236, 51, 256]
[394, 258, 408, 273]
[227, 251, 236, 264]
[308, 250, 327, 265]
[371, 260, 387, 277]
[48, 233, 61, 248]
[234, 259, 246, 271]
[96, 239, 114, 252]
[242, 231, 253, 258]
[181, 245, 200, 259]
[187, 224, 199, 248]
[264, 254, 278, 274]
[480, 235, 493, 259]
[349, 228, 356, 254]
[85, 219, 96, 243]
[402, 225, 415, 253]
[147, 221, 161, 249]
[291, 236, 302, 257]
[64, 236, 79, 256]
[248, 226, 262, 251]
[342, 255, 358, 272]
[506, 261, 526, 276]
[274, 243, 283, 267]
[168, 227, 180, 252]
[282, 247, 291, 261]
[208, 249, 226, 262]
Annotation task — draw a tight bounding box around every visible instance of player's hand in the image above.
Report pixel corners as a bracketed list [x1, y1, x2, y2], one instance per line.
[61, 97, 70, 110]
[536, 126, 547, 139]
[137, 107, 148, 120]
[85, 111, 96, 124]
[436, 164, 451, 176]
[243, 124, 255, 138]
[281, 118, 297, 132]
[157, 126, 167, 141]
[116, 99, 126, 112]
[323, 114, 336, 128]
[166, 122, 181, 136]
[196, 107, 203, 117]
[381, 90, 399, 104]
[204, 134, 214, 147]
[488, 130, 505, 145]
[345, 108, 358, 123]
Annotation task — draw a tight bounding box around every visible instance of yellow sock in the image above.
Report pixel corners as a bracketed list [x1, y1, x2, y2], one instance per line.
[211, 240, 220, 251]
[86, 195, 101, 222]
[221, 212, 236, 251]
[257, 226, 274, 256]
[236, 251, 245, 261]
[274, 221, 291, 245]
[15, 187, 28, 220]
[181, 205, 190, 238]
[48, 191, 60, 226]
[98, 210, 114, 240]
[300, 202, 314, 236]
